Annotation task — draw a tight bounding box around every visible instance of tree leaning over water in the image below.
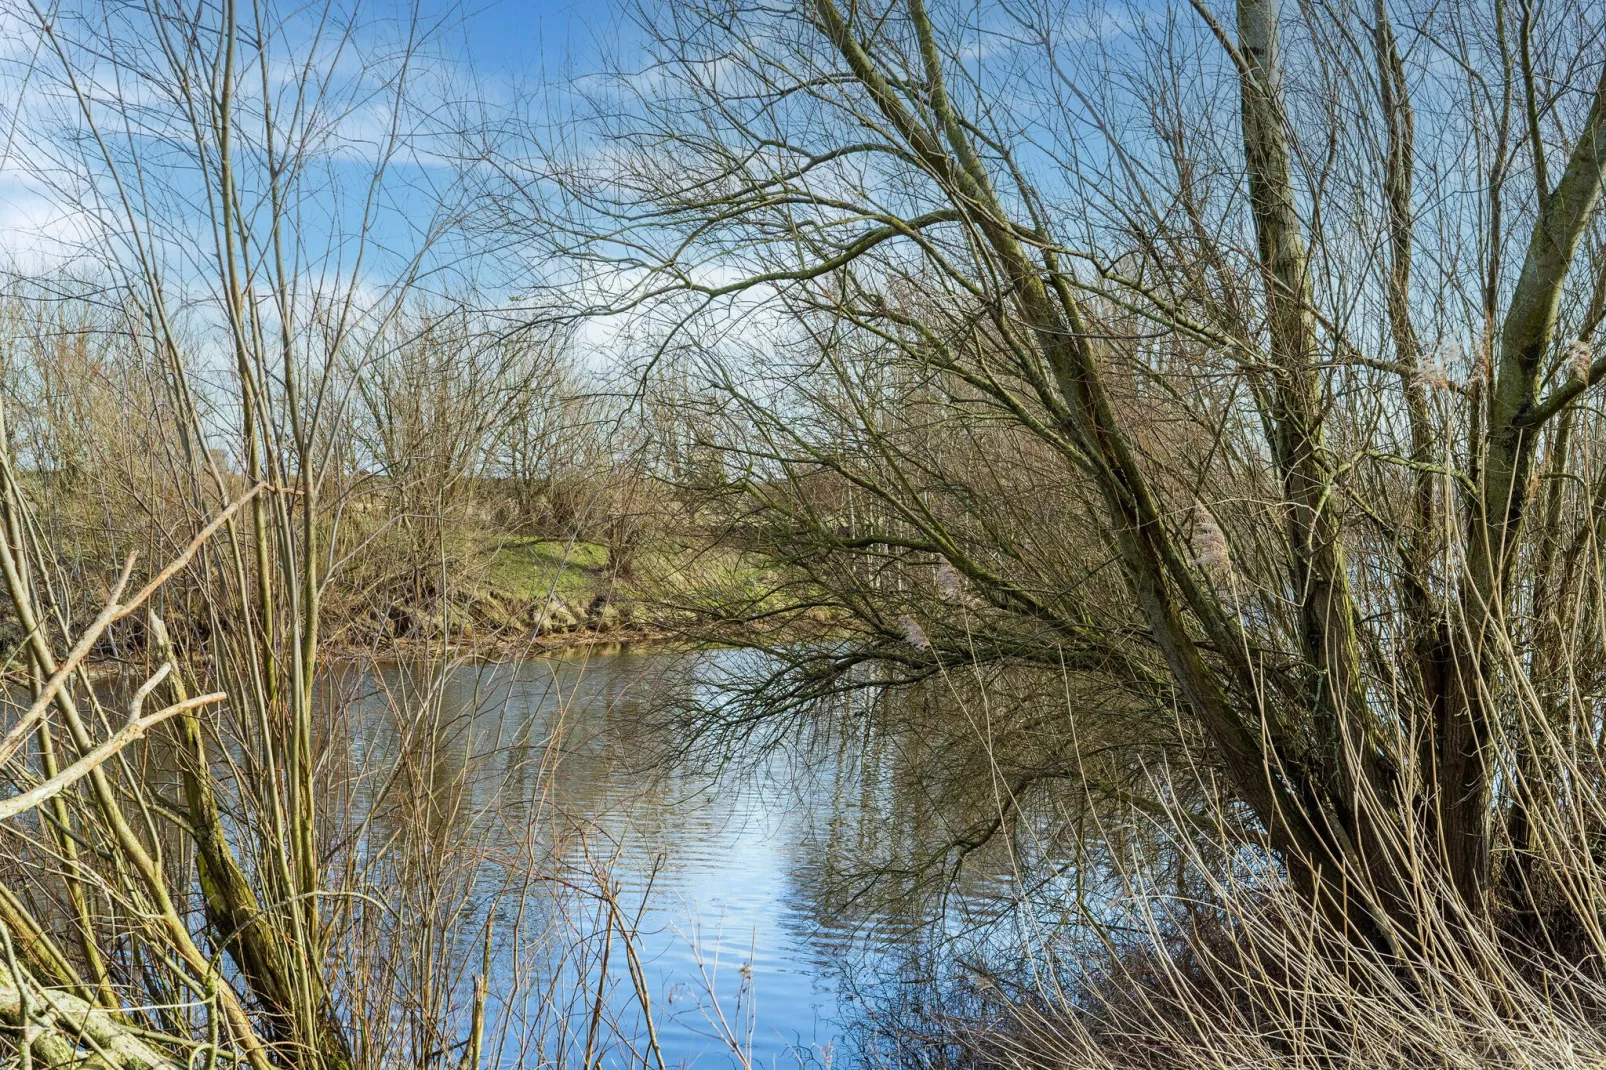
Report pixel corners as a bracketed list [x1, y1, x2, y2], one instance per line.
[512, 0, 1606, 964]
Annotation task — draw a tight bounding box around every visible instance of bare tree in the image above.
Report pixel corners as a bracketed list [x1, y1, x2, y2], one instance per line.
[0, 0, 466, 1064]
[500, 0, 1606, 964]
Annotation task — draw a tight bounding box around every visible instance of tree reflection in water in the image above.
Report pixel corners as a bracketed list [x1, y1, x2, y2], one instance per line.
[330, 646, 1186, 1066]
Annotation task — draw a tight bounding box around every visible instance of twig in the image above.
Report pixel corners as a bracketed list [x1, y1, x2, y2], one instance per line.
[0, 692, 226, 822]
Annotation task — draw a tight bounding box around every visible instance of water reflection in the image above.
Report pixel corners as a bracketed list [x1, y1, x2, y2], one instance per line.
[336, 648, 1069, 1068]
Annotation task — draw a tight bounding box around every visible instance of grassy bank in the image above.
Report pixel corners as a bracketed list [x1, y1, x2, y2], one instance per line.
[324, 531, 805, 656]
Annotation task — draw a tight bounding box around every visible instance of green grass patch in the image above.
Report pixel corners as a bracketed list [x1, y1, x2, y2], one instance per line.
[482, 537, 610, 601]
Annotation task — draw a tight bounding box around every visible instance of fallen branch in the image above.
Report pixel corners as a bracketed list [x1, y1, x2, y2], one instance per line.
[0, 964, 187, 1069]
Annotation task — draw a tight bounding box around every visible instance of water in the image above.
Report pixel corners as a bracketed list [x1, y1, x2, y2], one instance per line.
[340, 648, 1025, 1069]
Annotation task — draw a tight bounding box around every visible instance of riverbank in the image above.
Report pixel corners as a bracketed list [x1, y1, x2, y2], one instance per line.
[0, 531, 824, 673]
[321, 532, 829, 659]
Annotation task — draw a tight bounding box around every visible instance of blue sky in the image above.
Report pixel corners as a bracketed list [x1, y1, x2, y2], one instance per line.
[0, 0, 624, 272]
[450, 0, 611, 80]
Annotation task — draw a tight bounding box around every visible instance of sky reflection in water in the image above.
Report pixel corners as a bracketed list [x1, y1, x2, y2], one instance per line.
[350, 647, 1024, 1069]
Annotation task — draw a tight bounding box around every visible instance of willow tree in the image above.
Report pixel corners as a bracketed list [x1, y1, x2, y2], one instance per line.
[505, 0, 1606, 956]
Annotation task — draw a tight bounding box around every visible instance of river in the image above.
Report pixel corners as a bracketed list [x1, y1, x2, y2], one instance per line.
[339, 647, 1035, 1069]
